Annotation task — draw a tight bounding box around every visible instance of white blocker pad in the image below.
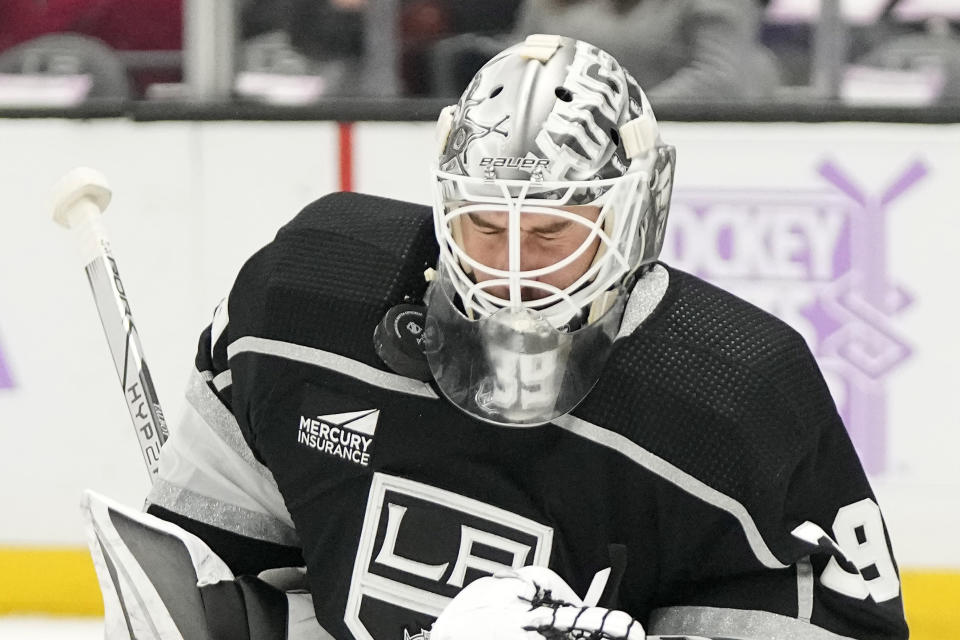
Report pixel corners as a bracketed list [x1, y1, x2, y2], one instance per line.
[80, 490, 331, 640]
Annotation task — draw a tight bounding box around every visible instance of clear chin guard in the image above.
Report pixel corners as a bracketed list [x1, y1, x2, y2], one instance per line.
[423, 264, 627, 427]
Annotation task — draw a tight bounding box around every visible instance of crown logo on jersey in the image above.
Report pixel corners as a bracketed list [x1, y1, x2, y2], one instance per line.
[403, 628, 429, 640]
[297, 408, 379, 466]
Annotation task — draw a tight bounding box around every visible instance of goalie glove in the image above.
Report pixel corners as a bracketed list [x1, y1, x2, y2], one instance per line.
[429, 566, 646, 640]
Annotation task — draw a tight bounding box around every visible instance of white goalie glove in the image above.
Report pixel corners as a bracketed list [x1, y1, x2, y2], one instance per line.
[429, 566, 646, 640]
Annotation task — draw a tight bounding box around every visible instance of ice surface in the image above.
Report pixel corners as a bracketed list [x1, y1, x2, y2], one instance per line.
[0, 616, 103, 639]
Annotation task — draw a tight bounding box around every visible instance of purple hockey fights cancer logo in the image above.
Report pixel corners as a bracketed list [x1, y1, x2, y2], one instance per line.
[662, 160, 924, 475]
[0, 332, 13, 390]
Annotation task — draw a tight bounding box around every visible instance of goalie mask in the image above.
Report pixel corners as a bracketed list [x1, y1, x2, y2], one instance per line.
[424, 34, 676, 427]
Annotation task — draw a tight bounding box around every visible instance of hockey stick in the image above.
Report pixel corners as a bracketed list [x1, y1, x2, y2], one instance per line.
[52, 167, 168, 481]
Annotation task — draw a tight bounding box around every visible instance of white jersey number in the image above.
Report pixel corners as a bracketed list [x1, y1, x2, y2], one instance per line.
[821, 498, 900, 602]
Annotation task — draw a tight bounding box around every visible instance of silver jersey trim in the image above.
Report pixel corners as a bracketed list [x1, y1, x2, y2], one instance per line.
[227, 335, 439, 399]
[552, 413, 788, 570]
[617, 263, 669, 339]
[149, 479, 299, 548]
[211, 296, 230, 350]
[797, 556, 815, 622]
[212, 369, 233, 392]
[188, 367, 270, 480]
[148, 368, 298, 547]
[648, 605, 855, 640]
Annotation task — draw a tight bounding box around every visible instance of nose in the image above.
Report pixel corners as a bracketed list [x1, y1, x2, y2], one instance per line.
[473, 239, 555, 302]
[481, 236, 552, 274]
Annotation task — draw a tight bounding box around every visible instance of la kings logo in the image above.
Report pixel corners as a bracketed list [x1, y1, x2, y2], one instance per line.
[345, 473, 554, 640]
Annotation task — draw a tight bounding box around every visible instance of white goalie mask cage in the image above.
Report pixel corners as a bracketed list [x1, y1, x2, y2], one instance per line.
[424, 34, 676, 426]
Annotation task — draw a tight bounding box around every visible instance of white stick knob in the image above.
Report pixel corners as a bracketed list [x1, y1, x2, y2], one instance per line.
[52, 167, 113, 229]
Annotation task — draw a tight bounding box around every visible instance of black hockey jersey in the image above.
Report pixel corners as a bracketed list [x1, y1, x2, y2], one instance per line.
[149, 192, 908, 640]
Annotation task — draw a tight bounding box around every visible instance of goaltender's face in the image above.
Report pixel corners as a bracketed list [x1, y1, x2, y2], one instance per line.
[458, 205, 602, 301]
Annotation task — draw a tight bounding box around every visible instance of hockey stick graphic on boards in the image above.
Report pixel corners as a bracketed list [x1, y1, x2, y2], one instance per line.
[52, 167, 168, 482]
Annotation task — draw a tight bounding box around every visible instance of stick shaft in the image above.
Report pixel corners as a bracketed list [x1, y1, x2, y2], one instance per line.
[77, 217, 168, 481]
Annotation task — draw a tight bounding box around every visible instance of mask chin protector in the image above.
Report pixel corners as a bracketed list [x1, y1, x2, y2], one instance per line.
[423, 264, 626, 426]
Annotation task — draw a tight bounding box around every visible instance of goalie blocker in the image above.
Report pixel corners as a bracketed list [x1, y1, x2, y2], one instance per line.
[81, 491, 329, 640]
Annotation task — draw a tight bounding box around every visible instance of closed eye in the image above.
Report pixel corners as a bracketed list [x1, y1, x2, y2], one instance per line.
[466, 213, 576, 237]
[531, 220, 573, 237]
[467, 212, 505, 234]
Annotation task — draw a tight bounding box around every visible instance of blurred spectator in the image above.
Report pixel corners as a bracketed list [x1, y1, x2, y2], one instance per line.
[512, 0, 780, 101]
[240, 0, 370, 95]
[407, 0, 525, 95]
[853, 16, 960, 103]
[0, 32, 131, 102]
[400, 0, 453, 95]
[0, 0, 181, 52]
[286, 0, 368, 63]
[243, 0, 456, 96]
[0, 0, 182, 97]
